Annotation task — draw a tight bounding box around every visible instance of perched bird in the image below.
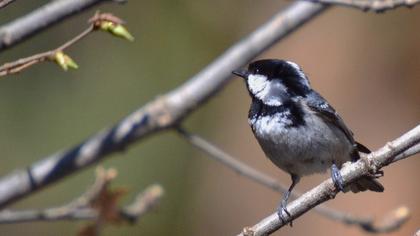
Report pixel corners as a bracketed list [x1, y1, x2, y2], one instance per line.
[232, 59, 383, 221]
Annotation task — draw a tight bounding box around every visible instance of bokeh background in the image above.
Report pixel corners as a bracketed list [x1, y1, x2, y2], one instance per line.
[0, 1, 419, 235]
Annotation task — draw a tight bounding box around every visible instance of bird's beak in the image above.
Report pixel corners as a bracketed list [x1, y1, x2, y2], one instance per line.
[232, 69, 249, 79]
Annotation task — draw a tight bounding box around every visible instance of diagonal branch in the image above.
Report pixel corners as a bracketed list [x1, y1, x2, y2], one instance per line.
[0, 0, 125, 51]
[0, 167, 115, 223]
[175, 127, 289, 193]
[237, 124, 420, 236]
[0, 167, 163, 224]
[175, 127, 411, 233]
[0, 0, 15, 9]
[392, 143, 420, 163]
[0, 2, 329, 209]
[303, 0, 420, 12]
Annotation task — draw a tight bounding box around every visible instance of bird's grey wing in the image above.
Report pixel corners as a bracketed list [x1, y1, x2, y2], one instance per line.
[304, 90, 357, 147]
[305, 91, 382, 192]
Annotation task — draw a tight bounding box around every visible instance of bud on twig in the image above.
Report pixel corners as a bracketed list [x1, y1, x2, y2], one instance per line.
[99, 21, 134, 41]
[52, 51, 78, 71]
[90, 12, 134, 41]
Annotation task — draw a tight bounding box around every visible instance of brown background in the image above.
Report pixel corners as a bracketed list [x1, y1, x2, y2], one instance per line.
[0, 1, 419, 235]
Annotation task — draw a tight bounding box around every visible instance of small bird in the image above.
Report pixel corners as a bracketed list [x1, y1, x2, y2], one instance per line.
[232, 59, 383, 221]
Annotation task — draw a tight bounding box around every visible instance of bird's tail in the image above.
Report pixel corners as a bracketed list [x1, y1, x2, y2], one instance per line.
[346, 177, 384, 193]
[346, 143, 384, 193]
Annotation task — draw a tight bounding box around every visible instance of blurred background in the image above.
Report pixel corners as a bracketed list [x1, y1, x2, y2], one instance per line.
[0, 1, 419, 235]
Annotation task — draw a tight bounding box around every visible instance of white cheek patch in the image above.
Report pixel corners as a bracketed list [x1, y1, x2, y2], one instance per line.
[247, 74, 268, 96]
[247, 74, 285, 106]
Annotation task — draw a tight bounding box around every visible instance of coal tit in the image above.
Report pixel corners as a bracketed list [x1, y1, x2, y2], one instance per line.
[233, 59, 383, 221]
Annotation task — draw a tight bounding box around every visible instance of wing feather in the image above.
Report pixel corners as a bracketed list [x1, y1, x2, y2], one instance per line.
[305, 91, 356, 146]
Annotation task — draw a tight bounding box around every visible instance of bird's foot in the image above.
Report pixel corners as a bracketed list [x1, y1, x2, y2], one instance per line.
[277, 200, 293, 226]
[331, 163, 345, 192]
[369, 170, 384, 178]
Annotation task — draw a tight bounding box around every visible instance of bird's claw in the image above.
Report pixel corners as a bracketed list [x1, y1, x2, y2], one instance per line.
[370, 170, 384, 178]
[331, 163, 345, 192]
[277, 201, 293, 226]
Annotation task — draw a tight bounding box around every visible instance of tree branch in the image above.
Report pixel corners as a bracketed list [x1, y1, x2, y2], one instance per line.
[119, 184, 164, 224]
[0, 167, 163, 224]
[0, 2, 328, 209]
[0, 25, 93, 76]
[392, 143, 420, 163]
[0, 0, 125, 51]
[0, 0, 15, 9]
[0, 12, 131, 76]
[175, 127, 411, 233]
[303, 0, 420, 12]
[237, 125, 420, 236]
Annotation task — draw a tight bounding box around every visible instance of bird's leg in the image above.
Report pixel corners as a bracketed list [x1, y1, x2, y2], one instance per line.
[277, 174, 300, 226]
[331, 162, 344, 192]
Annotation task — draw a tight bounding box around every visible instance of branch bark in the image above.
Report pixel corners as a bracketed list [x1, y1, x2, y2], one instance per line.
[0, 0, 125, 51]
[0, 0, 15, 9]
[238, 125, 420, 236]
[176, 127, 412, 233]
[0, 2, 329, 209]
[0, 168, 163, 224]
[303, 0, 420, 12]
[0, 26, 93, 76]
[0, 12, 131, 77]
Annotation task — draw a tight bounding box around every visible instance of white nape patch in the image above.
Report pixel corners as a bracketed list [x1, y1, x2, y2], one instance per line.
[247, 74, 285, 106]
[286, 61, 310, 87]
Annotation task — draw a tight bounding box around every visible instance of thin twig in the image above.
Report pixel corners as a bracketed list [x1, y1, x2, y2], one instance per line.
[0, 0, 15, 9]
[0, 168, 112, 224]
[0, 2, 329, 209]
[0, 208, 97, 223]
[237, 125, 420, 236]
[0, 12, 132, 77]
[175, 127, 289, 192]
[0, 0, 125, 51]
[317, 205, 410, 233]
[0, 167, 114, 223]
[0, 11, 132, 77]
[303, 0, 420, 12]
[175, 127, 411, 233]
[120, 185, 164, 224]
[0, 168, 163, 224]
[56, 25, 95, 52]
[0, 25, 94, 77]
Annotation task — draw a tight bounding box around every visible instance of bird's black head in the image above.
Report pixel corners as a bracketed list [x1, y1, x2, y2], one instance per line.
[233, 59, 311, 106]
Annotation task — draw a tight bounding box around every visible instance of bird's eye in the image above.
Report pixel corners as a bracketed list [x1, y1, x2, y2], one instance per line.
[256, 69, 260, 73]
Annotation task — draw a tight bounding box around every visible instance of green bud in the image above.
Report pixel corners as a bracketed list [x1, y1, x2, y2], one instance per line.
[54, 51, 68, 71]
[53, 51, 78, 71]
[64, 54, 78, 70]
[100, 21, 134, 41]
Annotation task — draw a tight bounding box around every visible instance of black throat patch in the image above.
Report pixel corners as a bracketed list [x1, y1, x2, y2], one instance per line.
[248, 98, 305, 128]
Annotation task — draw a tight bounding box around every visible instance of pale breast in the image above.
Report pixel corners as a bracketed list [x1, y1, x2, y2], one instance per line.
[250, 111, 353, 176]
